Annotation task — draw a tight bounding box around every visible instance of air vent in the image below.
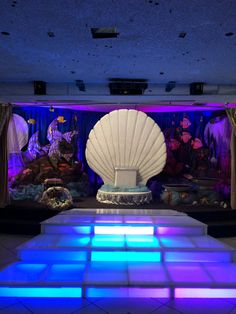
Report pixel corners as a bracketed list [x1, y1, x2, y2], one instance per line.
[91, 28, 119, 39]
[109, 78, 148, 95]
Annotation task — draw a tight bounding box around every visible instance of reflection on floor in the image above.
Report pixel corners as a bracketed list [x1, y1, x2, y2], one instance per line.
[0, 208, 236, 313]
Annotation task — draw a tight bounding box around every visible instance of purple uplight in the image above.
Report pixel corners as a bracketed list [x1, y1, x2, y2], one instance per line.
[157, 227, 203, 236]
[175, 288, 236, 298]
[95, 220, 123, 223]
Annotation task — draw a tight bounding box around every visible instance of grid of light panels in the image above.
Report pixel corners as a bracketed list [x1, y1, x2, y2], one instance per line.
[0, 209, 236, 299]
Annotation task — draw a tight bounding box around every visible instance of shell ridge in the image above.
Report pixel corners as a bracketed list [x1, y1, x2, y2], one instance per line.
[127, 110, 138, 166]
[117, 110, 121, 166]
[132, 117, 155, 167]
[87, 140, 113, 181]
[140, 149, 166, 177]
[138, 152, 166, 182]
[108, 112, 117, 167]
[109, 111, 119, 166]
[100, 119, 115, 171]
[87, 139, 114, 180]
[124, 110, 128, 166]
[135, 124, 161, 168]
[119, 110, 128, 166]
[87, 158, 111, 183]
[138, 130, 163, 170]
[141, 144, 166, 171]
[139, 162, 165, 184]
[93, 122, 114, 176]
[130, 113, 147, 166]
[140, 160, 166, 183]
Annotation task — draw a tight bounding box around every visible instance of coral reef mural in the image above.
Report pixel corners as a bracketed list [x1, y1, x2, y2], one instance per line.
[8, 107, 231, 208]
[8, 110, 89, 208]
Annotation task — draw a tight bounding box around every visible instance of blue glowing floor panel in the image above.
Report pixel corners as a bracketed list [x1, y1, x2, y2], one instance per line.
[1, 262, 236, 298]
[0, 208, 236, 298]
[17, 234, 234, 263]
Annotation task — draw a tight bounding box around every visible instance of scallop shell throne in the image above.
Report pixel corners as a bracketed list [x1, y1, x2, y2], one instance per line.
[86, 109, 167, 205]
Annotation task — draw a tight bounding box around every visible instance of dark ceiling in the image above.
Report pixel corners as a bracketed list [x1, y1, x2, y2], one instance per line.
[1, 0, 236, 85]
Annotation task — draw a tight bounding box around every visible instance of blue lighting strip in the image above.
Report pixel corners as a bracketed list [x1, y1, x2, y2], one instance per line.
[91, 251, 161, 262]
[0, 287, 82, 298]
[86, 287, 170, 298]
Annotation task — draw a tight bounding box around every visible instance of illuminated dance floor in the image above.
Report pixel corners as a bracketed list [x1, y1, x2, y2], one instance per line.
[0, 208, 236, 298]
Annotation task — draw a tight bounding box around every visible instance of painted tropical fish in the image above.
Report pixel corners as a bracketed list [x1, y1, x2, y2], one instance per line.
[180, 117, 191, 129]
[57, 116, 66, 123]
[191, 138, 203, 149]
[27, 118, 36, 125]
[169, 138, 180, 150]
[181, 131, 192, 143]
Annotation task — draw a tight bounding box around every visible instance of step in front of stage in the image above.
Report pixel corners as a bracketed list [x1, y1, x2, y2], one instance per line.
[0, 208, 236, 299]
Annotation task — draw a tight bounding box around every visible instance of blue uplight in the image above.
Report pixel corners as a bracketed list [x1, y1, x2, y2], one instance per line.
[91, 251, 161, 262]
[0, 287, 82, 298]
[20, 250, 87, 262]
[126, 236, 160, 248]
[92, 235, 125, 247]
[43, 226, 91, 234]
[58, 236, 90, 247]
[47, 264, 86, 282]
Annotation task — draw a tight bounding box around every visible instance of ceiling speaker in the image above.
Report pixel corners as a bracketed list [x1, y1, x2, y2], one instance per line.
[34, 81, 46, 95]
[190, 82, 204, 95]
[109, 78, 148, 95]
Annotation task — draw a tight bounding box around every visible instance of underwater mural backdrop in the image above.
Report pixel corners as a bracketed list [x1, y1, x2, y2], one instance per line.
[8, 106, 231, 208]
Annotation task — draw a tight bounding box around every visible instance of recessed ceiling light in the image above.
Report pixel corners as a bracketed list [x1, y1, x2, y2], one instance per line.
[91, 27, 119, 39]
[179, 32, 187, 38]
[225, 32, 234, 37]
[1, 31, 10, 36]
[47, 32, 55, 38]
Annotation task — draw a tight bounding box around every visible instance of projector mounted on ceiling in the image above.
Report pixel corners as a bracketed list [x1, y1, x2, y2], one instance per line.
[109, 78, 148, 95]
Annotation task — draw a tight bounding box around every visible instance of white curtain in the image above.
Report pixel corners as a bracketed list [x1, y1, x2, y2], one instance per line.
[7, 114, 28, 181]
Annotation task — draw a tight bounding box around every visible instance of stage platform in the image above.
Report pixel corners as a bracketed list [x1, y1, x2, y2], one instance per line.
[1, 197, 236, 237]
[0, 208, 236, 299]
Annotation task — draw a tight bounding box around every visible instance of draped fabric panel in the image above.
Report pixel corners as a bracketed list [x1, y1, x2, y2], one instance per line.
[226, 108, 236, 209]
[0, 104, 12, 208]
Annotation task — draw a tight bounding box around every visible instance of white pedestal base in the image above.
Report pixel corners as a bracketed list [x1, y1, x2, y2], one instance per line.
[96, 190, 152, 205]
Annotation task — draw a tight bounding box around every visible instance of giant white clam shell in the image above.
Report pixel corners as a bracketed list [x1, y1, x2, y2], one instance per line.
[85, 109, 167, 185]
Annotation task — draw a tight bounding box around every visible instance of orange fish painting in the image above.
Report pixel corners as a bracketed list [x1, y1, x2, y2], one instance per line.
[191, 138, 203, 149]
[180, 117, 191, 129]
[169, 138, 181, 150]
[57, 116, 66, 123]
